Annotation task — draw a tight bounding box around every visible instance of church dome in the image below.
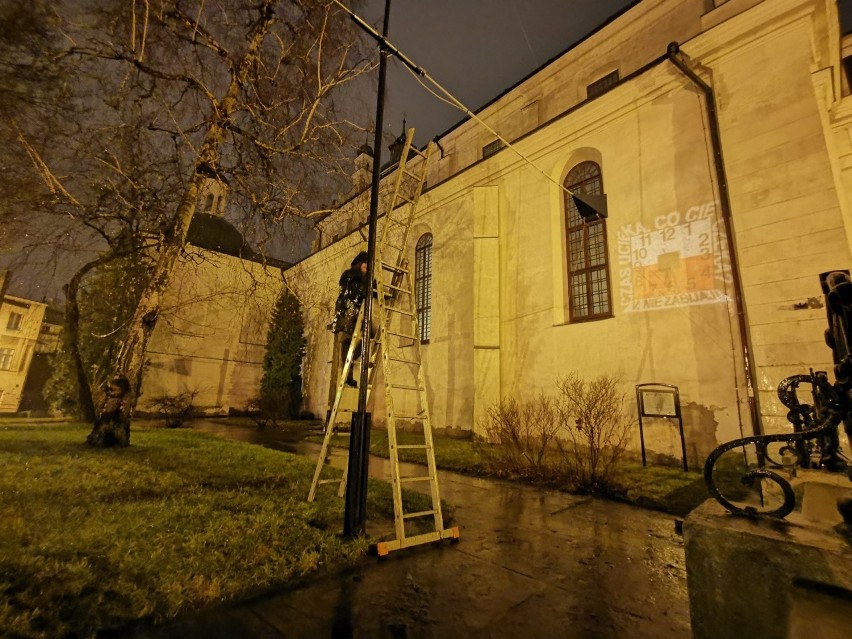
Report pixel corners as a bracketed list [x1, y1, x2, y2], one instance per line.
[186, 213, 257, 259]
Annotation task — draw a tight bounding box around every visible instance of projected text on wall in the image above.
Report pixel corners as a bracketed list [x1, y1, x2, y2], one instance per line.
[617, 201, 729, 313]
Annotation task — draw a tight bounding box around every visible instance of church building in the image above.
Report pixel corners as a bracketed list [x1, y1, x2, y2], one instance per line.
[286, 0, 852, 464]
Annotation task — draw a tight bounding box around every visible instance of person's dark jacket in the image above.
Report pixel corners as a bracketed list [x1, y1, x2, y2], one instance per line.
[332, 265, 368, 335]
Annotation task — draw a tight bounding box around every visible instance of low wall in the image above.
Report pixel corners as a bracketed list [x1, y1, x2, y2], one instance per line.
[684, 477, 852, 639]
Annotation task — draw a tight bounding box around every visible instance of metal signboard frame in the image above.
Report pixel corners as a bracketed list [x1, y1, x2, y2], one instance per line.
[636, 383, 688, 472]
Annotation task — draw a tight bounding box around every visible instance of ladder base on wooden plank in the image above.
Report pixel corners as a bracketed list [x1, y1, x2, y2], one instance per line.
[373, 526, 460, 558]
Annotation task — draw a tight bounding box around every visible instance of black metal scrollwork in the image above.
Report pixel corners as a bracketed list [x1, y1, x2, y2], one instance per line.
[704, 271, 852, 518]
[704, 270, 852, 519]
[703, 371, 844, 518]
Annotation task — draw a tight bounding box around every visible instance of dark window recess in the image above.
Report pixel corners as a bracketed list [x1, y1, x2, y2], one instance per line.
[415, 233, 433, 343]
[564, 161, 612, 322]
[6, 312, 22, 331]
[840, 0, 852, 35]
[586, 70, 620, 99]
[482, 139, 504, 159]
[0, 348, 13, 370]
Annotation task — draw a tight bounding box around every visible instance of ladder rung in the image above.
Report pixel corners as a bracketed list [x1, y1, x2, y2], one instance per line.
[383, 283, 411, 294]
[395, 194, 415, 205]
[394, 412, 425, 420]
[403, 509, 436, 520]
[410, 146, 429, 160]
[381, 262, 409, 274]
[388, 356, 420, 364]
[318, 478, 342, 485]
[390, 384, 423, 391]
[402, 167, 423, 180]
[384, 243, 404, 251]
[386, 329, 417, 339]
[385, 307, 415, 317]
[397, 444, 428, 450]
[399, 476, 433, 484]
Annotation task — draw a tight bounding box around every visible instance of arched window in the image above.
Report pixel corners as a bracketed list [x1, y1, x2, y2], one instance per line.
[204, 193, 215, 213]
[414, 233, 433, 343]
[564, 161, 612, 320]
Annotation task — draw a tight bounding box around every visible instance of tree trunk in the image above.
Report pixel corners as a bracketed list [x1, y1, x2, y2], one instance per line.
[63, 254, 121, 423]
[112, 154, 213, 403]
[64, 289, 96, 422]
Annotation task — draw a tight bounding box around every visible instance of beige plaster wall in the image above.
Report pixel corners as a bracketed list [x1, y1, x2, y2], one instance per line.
[288, 183, 476, 429]
[293, 0, 852, 464]
[473, 60, 746, 457]
[685, 0, 852, 433]
[140, 248, 283, 414]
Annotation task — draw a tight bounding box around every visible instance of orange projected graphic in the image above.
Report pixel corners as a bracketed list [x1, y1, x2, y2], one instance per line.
[633, 253, 715, 299]
[616, 202, 728, 313]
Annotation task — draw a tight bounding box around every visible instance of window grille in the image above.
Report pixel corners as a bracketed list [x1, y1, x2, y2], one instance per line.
[482, 139, 504, 159]
[586, 70, 620, 99]
[415, 233, 433, 343]
[564, 161, 612, 321]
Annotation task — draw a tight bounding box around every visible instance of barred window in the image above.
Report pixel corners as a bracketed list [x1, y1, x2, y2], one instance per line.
[0, 348, 14, 370]
[565, 161, 612, 321]
[415, 233, 433, 343]
[482, 139, 504, 159]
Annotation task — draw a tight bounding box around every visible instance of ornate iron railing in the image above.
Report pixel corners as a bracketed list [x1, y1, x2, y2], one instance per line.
[703, 371, 844, 518]
[703, 272, 852, 519]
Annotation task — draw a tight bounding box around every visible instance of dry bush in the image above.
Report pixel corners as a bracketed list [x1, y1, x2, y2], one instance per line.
[554, 372, 634, 492]
[481, 394, 560, 478]
[149, 390, 198, 428]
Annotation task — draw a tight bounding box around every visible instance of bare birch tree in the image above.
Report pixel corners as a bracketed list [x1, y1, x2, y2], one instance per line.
[7, 0, 373, 443]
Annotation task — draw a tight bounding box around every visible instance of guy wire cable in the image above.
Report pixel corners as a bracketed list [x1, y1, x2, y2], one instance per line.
[331, 0, 578, 199]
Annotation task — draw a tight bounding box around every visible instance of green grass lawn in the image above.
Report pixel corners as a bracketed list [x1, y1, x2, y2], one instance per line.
[0, 422, 432, 639]
[613, 462, 708, 517]
[309, 427, 709, 517]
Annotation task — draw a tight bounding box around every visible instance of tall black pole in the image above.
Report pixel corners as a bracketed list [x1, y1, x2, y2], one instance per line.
[344, 0, 391, 539]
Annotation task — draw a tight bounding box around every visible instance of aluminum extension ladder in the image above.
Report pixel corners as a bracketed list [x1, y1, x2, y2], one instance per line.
[306, 305, 374, 501]
[307, 128, 459, 556]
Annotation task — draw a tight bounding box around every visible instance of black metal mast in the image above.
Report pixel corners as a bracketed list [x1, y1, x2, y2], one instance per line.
[343, 0, 391, 539]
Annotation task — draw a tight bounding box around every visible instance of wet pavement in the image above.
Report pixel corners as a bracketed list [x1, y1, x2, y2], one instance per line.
[125, 421, 691, 638]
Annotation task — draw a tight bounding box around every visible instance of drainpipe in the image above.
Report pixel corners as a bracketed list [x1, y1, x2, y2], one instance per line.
[432, 136, 446, 159]
[667, 41, 763, 437]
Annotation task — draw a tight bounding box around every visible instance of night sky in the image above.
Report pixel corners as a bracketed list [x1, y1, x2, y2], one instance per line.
[358, 0, 637, 148]
[357, 0, 852, 150]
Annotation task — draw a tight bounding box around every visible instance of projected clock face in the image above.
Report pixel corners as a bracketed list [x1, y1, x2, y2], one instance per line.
[616, 201, 730, 313]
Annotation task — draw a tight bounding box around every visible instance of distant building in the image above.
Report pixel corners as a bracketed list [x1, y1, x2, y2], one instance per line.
[288, 0, 852, 466]
[0, 277, 47, 413]
[17, 305, 63, 415]
[35, 305, 63, 354]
